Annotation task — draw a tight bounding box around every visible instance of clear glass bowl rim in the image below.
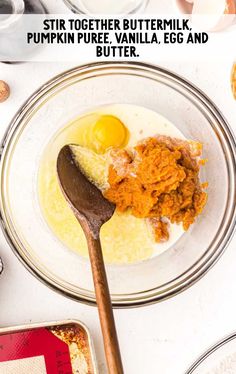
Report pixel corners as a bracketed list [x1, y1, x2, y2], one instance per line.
[62, 0, 149, 15]
[186, 331, 236, 373]
[0, 61, 236, 308]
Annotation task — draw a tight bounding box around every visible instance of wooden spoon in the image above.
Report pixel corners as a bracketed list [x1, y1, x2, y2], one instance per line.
[57, 145, 124, 374]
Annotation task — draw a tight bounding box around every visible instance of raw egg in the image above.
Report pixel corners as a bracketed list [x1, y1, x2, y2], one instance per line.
[72, 113, 129, 154]
[92, 115, 128, 153]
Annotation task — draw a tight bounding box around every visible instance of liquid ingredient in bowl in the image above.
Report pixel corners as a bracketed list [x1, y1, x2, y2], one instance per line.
[105, 136, 207, 242]
[39, 104, 197, 264]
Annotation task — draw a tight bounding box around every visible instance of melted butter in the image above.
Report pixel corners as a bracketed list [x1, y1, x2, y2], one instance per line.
[70, 145, 110, 190]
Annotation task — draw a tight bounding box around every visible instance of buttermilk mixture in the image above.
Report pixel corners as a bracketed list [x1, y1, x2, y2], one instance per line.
[39, 104, 207, 264]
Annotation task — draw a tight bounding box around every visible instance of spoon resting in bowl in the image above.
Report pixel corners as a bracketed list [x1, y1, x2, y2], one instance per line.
[57, 145, 123, 374]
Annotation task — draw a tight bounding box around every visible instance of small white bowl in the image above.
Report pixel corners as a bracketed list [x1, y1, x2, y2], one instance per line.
[173, 0, 236, 31]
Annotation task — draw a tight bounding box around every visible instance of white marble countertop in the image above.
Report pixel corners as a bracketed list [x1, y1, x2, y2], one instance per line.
[0, 1, 236, 374]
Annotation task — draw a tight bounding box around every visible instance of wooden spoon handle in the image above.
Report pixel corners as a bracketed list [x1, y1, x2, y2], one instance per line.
[86, 234, 124, 374]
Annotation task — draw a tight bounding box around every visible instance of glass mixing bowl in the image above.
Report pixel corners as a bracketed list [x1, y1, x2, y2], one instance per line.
[0, 62, 236, 307]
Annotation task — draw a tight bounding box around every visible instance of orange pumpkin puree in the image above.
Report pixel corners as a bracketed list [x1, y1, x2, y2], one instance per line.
[104, 136, 207, 242]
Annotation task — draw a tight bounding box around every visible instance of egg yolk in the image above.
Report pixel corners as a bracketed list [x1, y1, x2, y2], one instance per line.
[92, 115, 128, 153]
